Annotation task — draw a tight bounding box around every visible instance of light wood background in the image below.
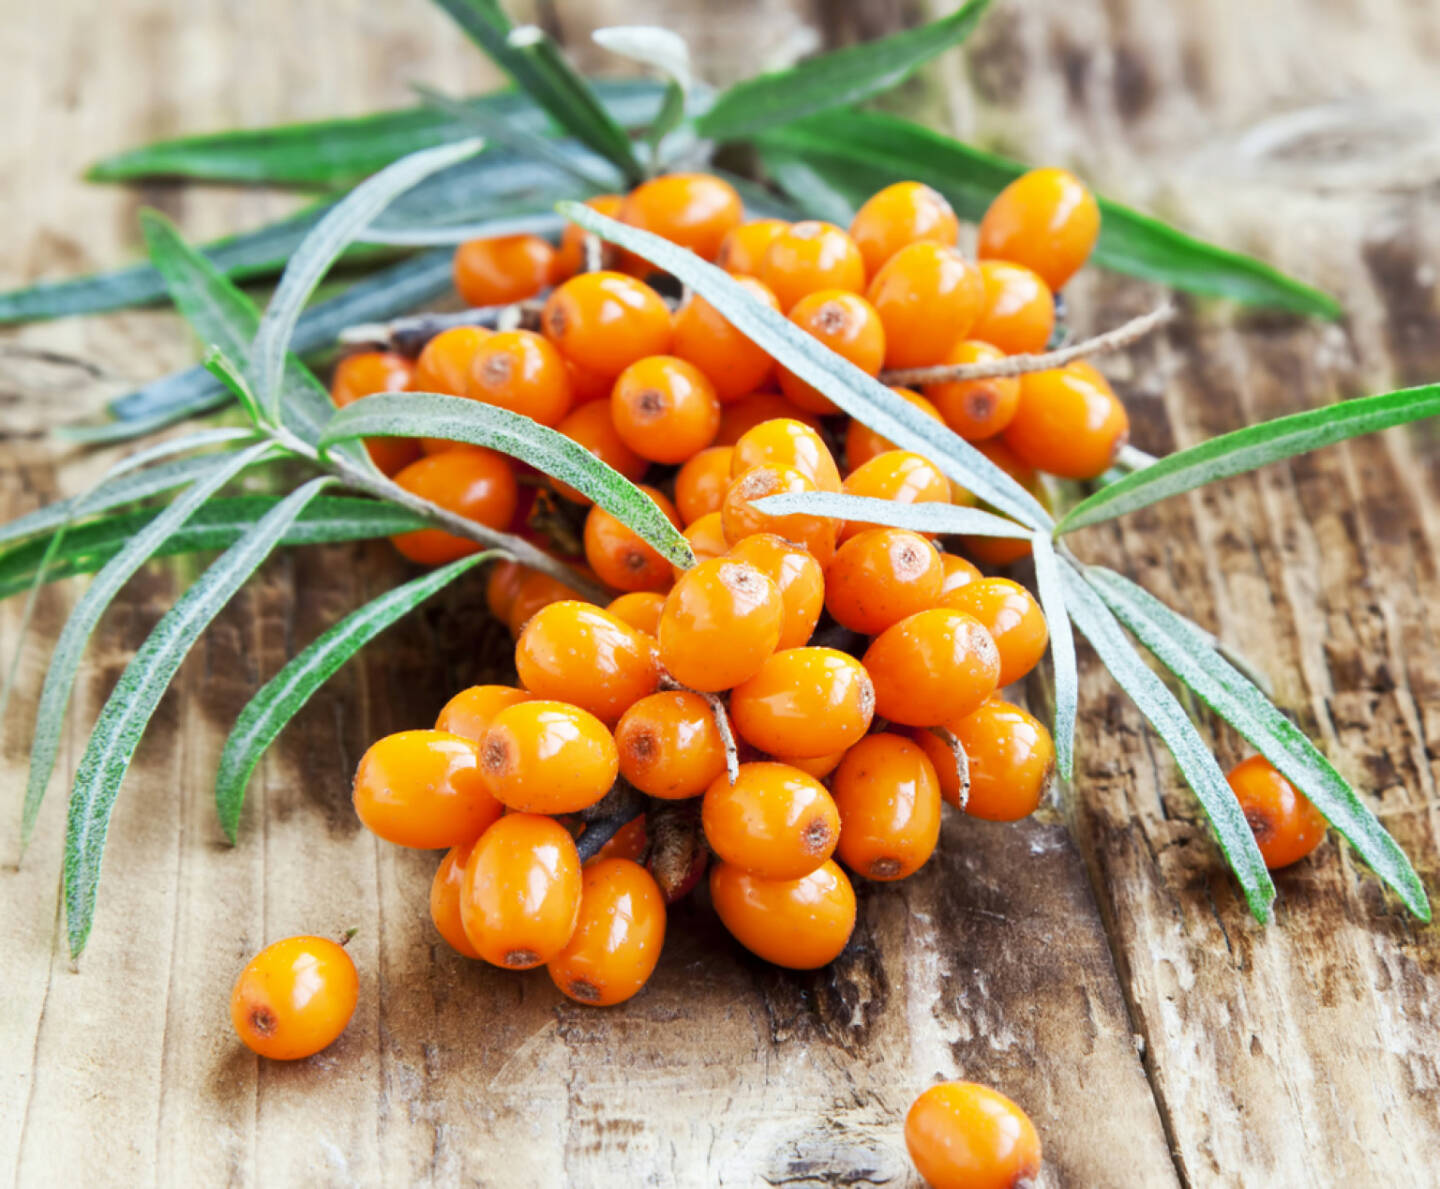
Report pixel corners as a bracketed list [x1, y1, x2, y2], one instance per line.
[2, 1, 1438, 1185]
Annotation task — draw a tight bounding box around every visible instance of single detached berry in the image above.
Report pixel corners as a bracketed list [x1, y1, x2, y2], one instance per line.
[1227, 755, 1328, 869]
[231, 936, 359, 1061]
[905, 1081, 1042, 1189]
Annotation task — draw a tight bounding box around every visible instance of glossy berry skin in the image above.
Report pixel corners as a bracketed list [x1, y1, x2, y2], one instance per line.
[391, 448, 519, 564]
[486, 559, 526, 622]
[1004, 361, 1128, 480]
[658, 558, 783, 692]
[354, 730, 502, 848]
[620, 172, 743, 262]
[938, 552, 983, 595]
[583, 484, 682, 593]
[845, 388, 944, 471]
[703, 762, 840, 879]
[717, 218, 789, 276]
[825, 528, 943, 634]
[478, 699, 619, 813]
[672, 278, 779, 401]
[945, 698, 1055, 818]
[726, 533, 825, 649]
[547, 858, 666, 1006]
[940, 577, 1049, 687]
[925, 340, 1022, 442]
[680, 511, 730, 569]
[832, 734, 942, 880]
[431, 840, 483, 958]
[867, 242, 983, 370]
[331, 351, 420, 476]
[731, 418, 842, 493]
[435, 684, 531, 741]
[758, 221, 867, 312]
[460, 813, 582, 969]
[542, 271, 672, 378]
[722, 463, 840, 566]
[615, 690, 728, 799]
[840, 450, 951, 541]
[978, 166, 1100, 291]
[729, 647, 875, 759]
[553, 400, 648, 504]
[506, 568, 593, 637]
[1227, 755, 1327, 869]
[787, 750, 847, 780]
[849, 181, 960, 277]
[515, 602, 660, 724]
[864, 609, 1001, 727]
[467, 329, 573, 427]
[413, 325, 492, 397]
[606, 590, 666, 635]
[675, 446, 736, 524]
[905, 1081, 1042, 1189]
[611, 355, 721, 464]
[716, 392, 823, 445]
[971, 260, 1055, 355]
[710, 859, 855, 969]
[453, 233, 555, 307]
[778, 290, 886, 414]
[231, 937, 358, 1061]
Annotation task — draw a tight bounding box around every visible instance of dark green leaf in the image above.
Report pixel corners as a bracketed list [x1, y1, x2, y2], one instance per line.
[1056, 384, 1440, 535]
[751, 491, 1031, 538]
[695, 0, 993, 142]
[755, 110, 1341, 317]
[215, 551, 495, 841]
[64, 476, 332, 959]
[1059, 558, 1275, 922]
[560, 201, 1050, 529]
[321, 391, 694, 567]
[1087, 566, 1429, 920]
[1030, 533, 1076, 781]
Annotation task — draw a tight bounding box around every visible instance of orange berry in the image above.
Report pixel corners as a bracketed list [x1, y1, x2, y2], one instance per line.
[867, 242, 983, 369]
[716, 392, 823, 444]
[832, 734, 942, 880]
[978, 166, 1100, 291]
[658, 558, 783, 691]
[938, 552, 983, 595]
[675, 446, 736, 524]
[620, 172, 743, 262]
[849, 181, 960, 277]
[460, 813, 581, 968]
[906, 1081, 1042, 1189]
[839, 449, 951, 541]
[731, 417, 842, 493]
[553, 193, 624, 281]
[547, 858, 666, 1006]
[758, 221, 866, 312]
[958, 439, 1048, 567]
[845, 388, 944, 471]
[709, 859, 855, 969]
[778, 290, 885, 414]
[413, 325, 493, 396]
[615, 690, 727, 799]
[587, 814, 648, 865]
[431, 840, 483, 958]
[1004, 360, 1129, 480]
[725, 533, 824, 649]
[552, 400, 648, 504]
[787, 750, 847, 780]
[863, 609, 1001, 726]
[478, 699, 619, 813]
[486, 558, 525, 623]
[945, 698, 1055, 818]
[606, 590, 666, 635]
[435, 684, 531, 741]
[565, 356, 614, 404]
[542, 271, 672, 378]
[971, 260, 1055, 355]
[583, 484, 682, 593]
[924, 340, 1022, 442]
[672, 277, 779, 401]
[453, 234, 555, 307]
[515, 601, 661, 723]
[702, 761, 840, 879]
[331, 351, 420, 475]
[722, 463, 840, 566]
[717, 218, 789, 276]
[825, 528, 943, 635]
[1227, 755, 1328, 869]
[938, 577, 1048, 687]
[506, 567, 593, 636]
[390, 447, 519, 565]
[679, 511, 730, 570]
[230, 936, 358, 1061]
[611, 355, 721, 464]
[467, 329, 572, 426]
[729, 647, 875, 758]
[353, 729, 502, 848]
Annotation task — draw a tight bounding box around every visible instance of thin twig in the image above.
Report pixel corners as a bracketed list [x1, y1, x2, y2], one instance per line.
[927, 726, 970, 811]
[659, 674, 739, 783]
[338, 301, 543, 354]
[880, 303, 1176, 387]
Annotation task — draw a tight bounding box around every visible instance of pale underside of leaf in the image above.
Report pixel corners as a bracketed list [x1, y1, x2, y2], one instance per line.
[751, 491, 1032, 538]
[1030, 533, 1077, 781]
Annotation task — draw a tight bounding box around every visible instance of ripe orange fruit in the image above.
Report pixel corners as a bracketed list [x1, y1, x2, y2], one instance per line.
[717, 218, 789, 276]
[970, 259, 1055, 355]
[757, 221, 867, 311]
[978, 166, 1100, 291]
[552, 194, 624, 280]
[353, 729, 502, 848]
[709, 859, 856, 969]
[839, 449, 951, 541]
[675, 446, 736, 525]
[722, 463, 840, 566]
[849, 181, 960, 277]
[542, 271, 672, 378]
[467, 329, 573, 426]
[939, 577, 1049, 687]
[777, 290, 885, 414]
[331, 350, 420, 476]
[702, 761, 840, 879]
[460, 813, 582, 968]
[431, 839, 483, 958]
[619, 172, 743, 262]
[725, 533, 825, 649]
[231, 936, 358, 1061]
[944, 698, 1055, 819]
[657, 558, 783, 691]
[390, 448, 519, 565]
[832, 734, 942, 880]
[611, 355, 721, 464]
[825, 527, 944, 635]
[905, 1081, 1042, 1189]
[583, 484, 683, 593]
[924, 340, 1022, 442]
[453, 233, 555, 307]
[716, 392, 823, 445]
[615, 690, 728, 800]
[731, 417, 842, 493]
[514, 601, 661, 723]
[478, 699, 619, 813]
[1227, 755, 1328, 869]
[434, 684, 531, 741]
[1003, 361, 1129, 480]
[863, 609, 1001, 726]
[729, 647, 875, 759]
[671, 277, 779, 401]
[866, 242, 984, 369]
[552, 399, 648, 504]
[844, 388, 944, 471]
[547, 858, 666, 1006]
[605, 590, 667, 636]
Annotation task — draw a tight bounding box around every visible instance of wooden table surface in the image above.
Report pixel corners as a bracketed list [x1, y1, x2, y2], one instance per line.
[2, 1, 1438, 1185]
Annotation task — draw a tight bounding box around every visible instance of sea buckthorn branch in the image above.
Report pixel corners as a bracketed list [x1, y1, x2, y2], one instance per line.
[645, 796, 708, 901]
[574, 782, 647, 862]
[925, 726, 971, 811]
[879, 302, 1175, 387]
[338, 299, 544, 354]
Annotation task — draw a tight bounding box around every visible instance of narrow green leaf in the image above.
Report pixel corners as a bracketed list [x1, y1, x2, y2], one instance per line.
[215, 551, 495, 840]
[201, 349, 266, 426]
[755, 110, 1341, 317]
[561, 201, 1050, 530]
[592, 27, 693, 158]
[64, 476, 332, 959]
[1087, 566, 1429, 920]
[1059, 558, 1275, 922]
[321, 391, 694, 568]
[249, 138, 485, 418]
[696, 0, 993, 141]
[26, 444, 276, 845]
[1056, 384, 1440, 536]
[755, 146, 858, 226]
[1030, 533, 1076, 780]
[751, 491, 1031, 538]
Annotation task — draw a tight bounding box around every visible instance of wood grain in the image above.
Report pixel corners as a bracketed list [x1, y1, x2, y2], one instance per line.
[1, 0, 1437, 1186]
